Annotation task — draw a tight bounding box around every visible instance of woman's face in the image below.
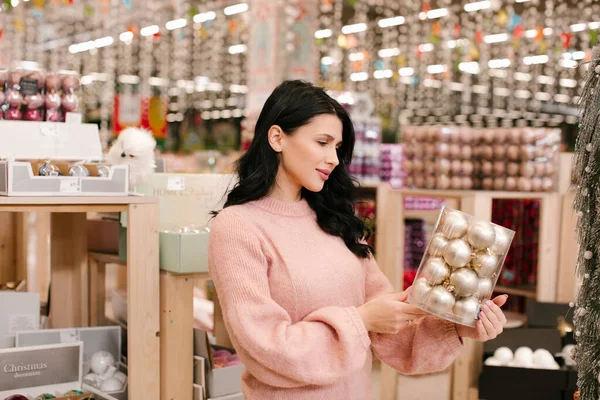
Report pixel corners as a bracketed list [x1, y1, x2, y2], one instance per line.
[273, 114, 343, 195]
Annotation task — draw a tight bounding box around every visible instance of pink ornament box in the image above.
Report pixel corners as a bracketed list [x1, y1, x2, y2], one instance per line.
[407, 206, 515, 327]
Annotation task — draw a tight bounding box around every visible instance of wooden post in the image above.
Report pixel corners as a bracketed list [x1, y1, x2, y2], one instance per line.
[50, 213, 89, 328]
[89, 257, 107, 327]
[0, 213, 16, 284]
[127, 203, 160, 400]
[160, 272, 194, 400]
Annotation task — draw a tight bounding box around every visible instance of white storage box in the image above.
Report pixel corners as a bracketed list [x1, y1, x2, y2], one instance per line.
[0, 120, 129, 196]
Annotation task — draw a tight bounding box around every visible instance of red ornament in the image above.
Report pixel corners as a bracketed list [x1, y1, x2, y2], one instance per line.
[475, 30, 483, 45]
[422, 2, 431, 12]
[513, 25, 525, 39]
[453, 23, 461, 38]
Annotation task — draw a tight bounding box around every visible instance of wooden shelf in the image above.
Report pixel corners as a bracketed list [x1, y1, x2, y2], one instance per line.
[494, 285, 537, 299]
[403, 209, 441, 221]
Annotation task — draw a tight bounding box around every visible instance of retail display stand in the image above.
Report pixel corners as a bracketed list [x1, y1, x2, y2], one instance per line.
[375, 186, 563, 400]
[0, 121, 160, 400]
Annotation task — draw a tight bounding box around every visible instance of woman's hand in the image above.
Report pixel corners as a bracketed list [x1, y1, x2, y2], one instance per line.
[357, 288, 428, 334]
[456, 295, 508, 341]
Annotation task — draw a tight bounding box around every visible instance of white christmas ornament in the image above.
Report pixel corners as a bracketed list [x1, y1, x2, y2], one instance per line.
[426, 286, 456, 314]
[467, 221, 496, 250]
[514, 347, 534, 367]
[476, 278, 494, 299]
[493, 347, 513, 364]
[453, 296, 480, 321]
[90, 351, 116, 375]
[439, 210, 469, 239]
[595, 65, 600, 74]
[490, 226, 511, 254]
[422, 258, 450, 285]
[449, 268, 479, 297]
[100, 377, 124, 392]
[561, 344, 577, 367]
[444, 239, 473, 268]
[584, 251, 593, 260]
[472, 251, 499, 278]
[429, 233, 449, 257]
[411, 277, 432, 303]
[533, 349, 556, 368]
[484, 357, 503, 366]
[586, 143, 593, 152]
[114, 371, 128, 384]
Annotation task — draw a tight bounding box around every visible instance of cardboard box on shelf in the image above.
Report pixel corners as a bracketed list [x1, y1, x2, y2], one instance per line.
[0, 291, 40, 335]
[194, 329, 244, 399]
[0, 121, 129, 196]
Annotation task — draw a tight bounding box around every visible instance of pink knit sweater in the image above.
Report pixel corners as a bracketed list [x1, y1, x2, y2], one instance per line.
[208, 197, 463, 400]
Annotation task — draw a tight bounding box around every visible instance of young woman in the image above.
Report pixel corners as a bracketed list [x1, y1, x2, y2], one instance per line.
[209, 80, 507, 399]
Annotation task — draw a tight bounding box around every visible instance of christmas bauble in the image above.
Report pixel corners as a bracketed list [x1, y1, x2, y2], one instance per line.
[39, 162, 61, 176]
[7, 89, 23, 107]
[467, 221, 496, 250]
[46, 74, 61, 91]
[561, 344, 576, 367]
[90, 350, 115, 375]
[83, 372, 100, 388]
[449, 268, 478, 297]
[100, 377, 124, 392]
[411, 277, 432, 303]
[453, 296, 480, 322]
[428, 234, 449, 257]
[114, 371, 128, 384]
[5, 107, 22, 120]
[484, 357, 503, 366]
[439, 210, 469, 239]
[426, 286, 455, 315]
[532, 348, 555, 368]
[514, 347, 533, 367]
[5, 396, 28, 400]
[490, 226, 511, 254]
[421, 257, 450, 285]
[97, 165, 111, 177]
[63, 75, 81, 91]
[45, 92, 61, 109]
[443, 239, 472, 268]
[26, 93, 44, 109]
[472, 251, 499, 278]
[69, 165, 90, 177]
[24, 108, 43, 121]
[476, 278, 493, 299]
[493, 347, 513, 364]
[62, 93, 79, 112]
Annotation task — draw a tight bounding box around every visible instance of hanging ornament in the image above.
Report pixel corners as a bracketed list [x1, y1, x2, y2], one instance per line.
[453, 23, 461, 38]
[561, 32, 572, 50]
[475, 31, 483, 45]
[508, 13, 522, 33]
[432, 21, 441, 37]
[513, 25, 525, 40]
[591, 30, 599, 46]
[584, 251, 593, 260]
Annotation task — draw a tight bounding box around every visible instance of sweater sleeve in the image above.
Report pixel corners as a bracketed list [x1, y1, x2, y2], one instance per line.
[364, 255, 463, 375]
[208, 210, 372, 388]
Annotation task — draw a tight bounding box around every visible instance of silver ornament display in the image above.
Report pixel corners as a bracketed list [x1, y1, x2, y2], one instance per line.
[426, 286, 456, 315]
[467, 221, 496, 250]
[421, 257, 450, 285]
[490, 226, 511, 254]
[449, 268, 479, 297]
[472, 251, 499, 278]
[410, 277, 432, 303]
[439, 210, 469, 239]
[97, 165, 111, 177]
[443, 239, 473, 268]
[476, 278, 494, 299]
[428, 233, 449, 257]
[453, 296, 481, 322]
[69, 165, 90, 177]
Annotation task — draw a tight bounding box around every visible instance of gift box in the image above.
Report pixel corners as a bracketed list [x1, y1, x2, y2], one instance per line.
[0, 121, 128, 196]
[407, 207, 515, 326]
[15, 326, 127, 399]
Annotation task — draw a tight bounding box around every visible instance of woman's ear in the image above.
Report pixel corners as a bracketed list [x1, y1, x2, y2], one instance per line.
[267, 125, 284, 153]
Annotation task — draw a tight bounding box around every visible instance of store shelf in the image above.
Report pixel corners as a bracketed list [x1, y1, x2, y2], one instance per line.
[403, 209, 441, 221]
[494, 285, 537, 299]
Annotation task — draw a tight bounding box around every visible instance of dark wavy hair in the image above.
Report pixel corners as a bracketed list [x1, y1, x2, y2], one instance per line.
[217, 80, 373, 258]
